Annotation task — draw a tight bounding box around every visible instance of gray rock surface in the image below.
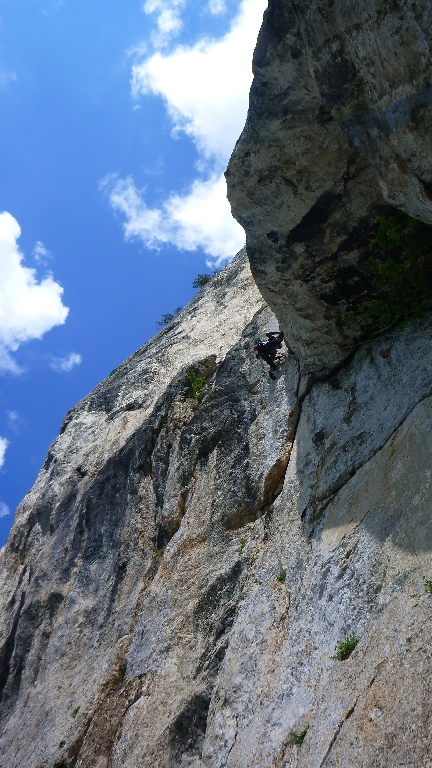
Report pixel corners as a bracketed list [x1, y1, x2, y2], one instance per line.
[227, 0, 432, 372]
[1, 243, 432, 767]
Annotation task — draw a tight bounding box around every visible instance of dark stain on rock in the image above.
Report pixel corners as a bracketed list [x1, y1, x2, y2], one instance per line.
[285, 192, 340, 249]
[169, 692, 211, 767]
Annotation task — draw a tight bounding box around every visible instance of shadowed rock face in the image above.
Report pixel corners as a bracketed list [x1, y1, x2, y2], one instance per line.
[227, 0, 432, 372]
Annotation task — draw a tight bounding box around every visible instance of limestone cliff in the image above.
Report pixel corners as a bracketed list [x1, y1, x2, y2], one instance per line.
[2, 3, 432, 767]
[227, 0, 432, 373]
[1, 246, 432, 767]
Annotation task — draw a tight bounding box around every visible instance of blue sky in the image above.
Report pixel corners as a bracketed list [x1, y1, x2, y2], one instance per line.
[0, 0, 266, 546]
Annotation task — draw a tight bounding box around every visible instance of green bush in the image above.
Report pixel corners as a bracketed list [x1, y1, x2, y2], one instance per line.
[156, 307, 183, 327]
[288, 726, 309, 745]
[192, 274, 211, 289]
[185, 369, 206, 401]
[71, 706, 80, 718]
[423, 576, 432, 594]
[331, 632, 359, 661]
[344, 215, 432, 329]
[276, 569, 287, 583]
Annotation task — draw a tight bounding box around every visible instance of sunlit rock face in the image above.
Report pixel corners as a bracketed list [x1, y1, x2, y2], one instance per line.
[1, 246, 432, 768]
[227, 0, 432, 373]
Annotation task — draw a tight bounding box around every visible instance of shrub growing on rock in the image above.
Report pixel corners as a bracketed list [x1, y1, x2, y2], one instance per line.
[185, 369, 206, 401]
[331, 632, 359, 661]
[156, 307, 183, 327]
[192, 274, 211, 289]
[344, 214, 432, 329]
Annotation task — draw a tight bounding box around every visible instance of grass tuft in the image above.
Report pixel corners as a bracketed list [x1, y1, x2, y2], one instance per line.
[331, 632, 359, 661]
[238, 539, 246, 555]
[288, 725, 309, 745]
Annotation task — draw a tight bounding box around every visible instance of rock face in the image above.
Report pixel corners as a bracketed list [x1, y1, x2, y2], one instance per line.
[2, 4, 432, 767]
[227, 0, 432, 372]
[1, 245, 432, 768]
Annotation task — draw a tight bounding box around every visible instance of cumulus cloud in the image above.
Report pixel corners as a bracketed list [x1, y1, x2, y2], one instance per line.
[105, 173, 244, 263]
[0, 212, 69, 373]
[106, 0, 266, 264]
[132, 0, 265, 162]
[50, 352, 82, 373]
[0, 502, 10, 518]
[0, 436, 9, 469]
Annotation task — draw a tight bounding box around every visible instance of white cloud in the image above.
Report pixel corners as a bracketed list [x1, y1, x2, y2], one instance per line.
[132, 0, 265, 163]
[0, 347, 22, 374]
[50, 352, 82, 373]
[208, 0, 227, 15]
[105, 173, 244, 263]
[0, 436, 9, 468]
[6, 410, 22, 432]
[0, 502, 10, 518]
[144, 0, 185, 48]
[33, 241, 51, 265]
[0, 212, 69, 373]
[108, 0, 265, 264]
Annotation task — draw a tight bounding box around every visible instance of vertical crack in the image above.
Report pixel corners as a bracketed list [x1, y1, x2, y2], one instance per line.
[225, 715, 238, 766]
[319, 696, 359, 768]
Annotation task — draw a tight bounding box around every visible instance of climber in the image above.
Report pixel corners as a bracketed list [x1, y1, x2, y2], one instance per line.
[253, 331, 285, 380]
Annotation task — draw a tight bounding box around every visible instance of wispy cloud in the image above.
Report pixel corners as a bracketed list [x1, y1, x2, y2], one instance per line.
[6, 410, 22, 432]
[41, 0, 65, 15]
[106, 0, 266, 264]
[0, 212, 69, 373]
[50, 352, 82, 373]
[0, 347, 22, 374]
[0, 67, 17, 88]
[0, 501, 10, 518]
[208, 0, 227, 15]
[0, 436, 9, 468]
[33, 241, 51, 266]
[143, 0, 186, 48]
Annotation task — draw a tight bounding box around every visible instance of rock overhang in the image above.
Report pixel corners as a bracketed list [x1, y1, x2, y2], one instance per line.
[226, 0, 432, 373]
